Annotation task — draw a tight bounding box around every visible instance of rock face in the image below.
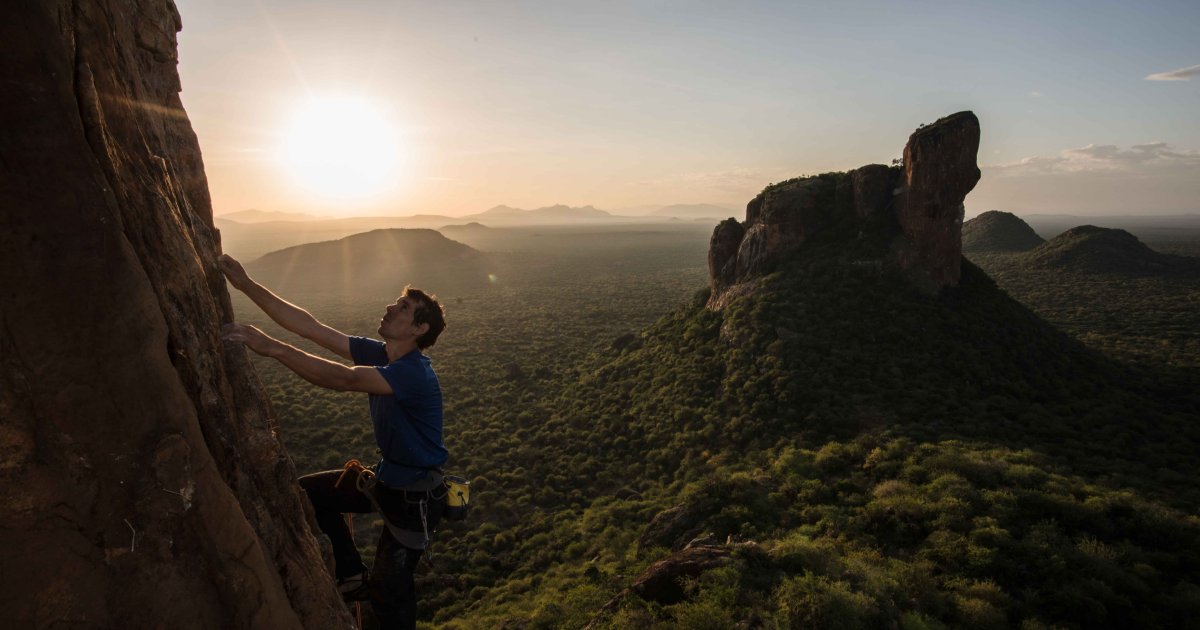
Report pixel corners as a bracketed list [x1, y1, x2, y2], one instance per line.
[0, 2, 350, 628]
[962, 210, 1045, 252]
[707, 112, 981, 307]
[894, 111, 982, 287]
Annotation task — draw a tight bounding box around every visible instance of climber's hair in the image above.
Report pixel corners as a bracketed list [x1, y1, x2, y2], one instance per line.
[403, 286, 446, 349]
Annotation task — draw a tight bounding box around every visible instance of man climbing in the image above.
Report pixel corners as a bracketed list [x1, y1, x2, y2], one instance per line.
[217, 253, 448, 630]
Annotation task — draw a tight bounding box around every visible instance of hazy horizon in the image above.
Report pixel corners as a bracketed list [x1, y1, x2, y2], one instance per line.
[211, 204, 1200, 222]
[178, 1, 1199, 219]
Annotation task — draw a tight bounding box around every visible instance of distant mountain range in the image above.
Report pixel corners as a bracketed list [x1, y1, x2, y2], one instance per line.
[217, 203, 735, 227]
[217, 209, 331, 223]
[470, 204, 615, 224]
[215, 204, 729, 259]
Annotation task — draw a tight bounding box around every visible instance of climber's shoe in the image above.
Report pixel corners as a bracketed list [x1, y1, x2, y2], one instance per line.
[338, 571, 370, 602]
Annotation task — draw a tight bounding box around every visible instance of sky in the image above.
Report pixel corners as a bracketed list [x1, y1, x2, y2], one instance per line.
[174, 0, 1200, 218]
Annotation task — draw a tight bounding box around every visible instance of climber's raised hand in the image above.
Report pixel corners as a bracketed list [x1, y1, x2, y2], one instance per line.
[221, 322, 278, 356]
[217, 254, 253, 292]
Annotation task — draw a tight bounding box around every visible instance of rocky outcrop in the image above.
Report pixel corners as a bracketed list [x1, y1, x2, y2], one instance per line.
[586, 544, 736, 628]
[851, 163, 895, 219]
[707, 112, 981, 307]
[0, 2, 350, 628]
[893, 111, 982, 287]
[708, 218, 745, 290]
[962, 210, 1045, 252]
[627, 544, 733, 604]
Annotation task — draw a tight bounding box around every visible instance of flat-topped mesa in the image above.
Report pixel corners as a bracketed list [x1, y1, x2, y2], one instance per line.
[707, 111, 981, 308]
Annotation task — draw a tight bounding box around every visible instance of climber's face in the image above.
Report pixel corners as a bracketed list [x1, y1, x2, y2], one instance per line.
[378, 296, 425, 342]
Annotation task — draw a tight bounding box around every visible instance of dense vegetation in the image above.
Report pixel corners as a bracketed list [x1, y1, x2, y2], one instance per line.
[962, 211, 1044, 253]
[233, 222, 1199, 628]
[969, 234, 1200, 372]
[1020, 226, 1197, 276]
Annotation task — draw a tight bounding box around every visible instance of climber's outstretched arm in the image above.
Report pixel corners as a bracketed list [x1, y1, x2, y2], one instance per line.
[221, 323, 391, 394]
[217, 254, 352, 360]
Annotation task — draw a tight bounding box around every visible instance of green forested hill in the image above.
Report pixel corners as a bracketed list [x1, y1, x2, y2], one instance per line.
[1022, 225, 1198, 276]
[245, 228, 491, 296]
[969, 237, 1200, 371]
[420, 235, 1200, 629]
[962, 211, 1044, 252]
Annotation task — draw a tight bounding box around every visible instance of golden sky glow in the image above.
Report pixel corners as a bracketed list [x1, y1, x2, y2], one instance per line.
[176, 1, 1200, 219]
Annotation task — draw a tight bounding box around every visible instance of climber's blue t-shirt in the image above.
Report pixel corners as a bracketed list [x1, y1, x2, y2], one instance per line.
[349, 336, 447, 487]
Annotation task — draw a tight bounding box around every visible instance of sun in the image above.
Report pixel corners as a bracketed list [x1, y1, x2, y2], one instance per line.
[278, 95, 402, 201]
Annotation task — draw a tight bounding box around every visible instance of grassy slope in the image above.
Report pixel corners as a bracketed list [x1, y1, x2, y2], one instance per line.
[969, 247, 1200, 371]
[436, 236, 1200, 629]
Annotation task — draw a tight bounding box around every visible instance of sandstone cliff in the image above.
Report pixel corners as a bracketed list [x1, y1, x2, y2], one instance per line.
[0, 2, 351, 627]
[708, 112, 981, 307]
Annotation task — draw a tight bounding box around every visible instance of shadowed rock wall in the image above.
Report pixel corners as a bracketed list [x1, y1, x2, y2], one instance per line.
[0, 1, 351, 627]
[708, 112, 981, 307]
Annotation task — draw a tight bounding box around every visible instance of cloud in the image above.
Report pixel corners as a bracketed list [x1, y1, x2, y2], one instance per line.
[1145, 64, 1200, 81]
[972, 141, 1200, 215]
[986, 142, 1200, 177]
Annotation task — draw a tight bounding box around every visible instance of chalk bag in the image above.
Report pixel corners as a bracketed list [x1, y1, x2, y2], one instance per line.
[443, 475, 471, 521]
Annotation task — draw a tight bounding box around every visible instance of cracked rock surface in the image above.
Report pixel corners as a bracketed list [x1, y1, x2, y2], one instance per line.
[0, 1, 351, 627]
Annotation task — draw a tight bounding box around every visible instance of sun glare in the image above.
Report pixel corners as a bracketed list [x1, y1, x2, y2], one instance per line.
[279, 96, 402, 201]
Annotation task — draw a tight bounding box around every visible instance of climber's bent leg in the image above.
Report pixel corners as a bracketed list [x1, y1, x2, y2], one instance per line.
[299, 469, 374, 580]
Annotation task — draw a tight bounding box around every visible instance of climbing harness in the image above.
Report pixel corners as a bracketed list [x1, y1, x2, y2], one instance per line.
[336, 458, 443, 559]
